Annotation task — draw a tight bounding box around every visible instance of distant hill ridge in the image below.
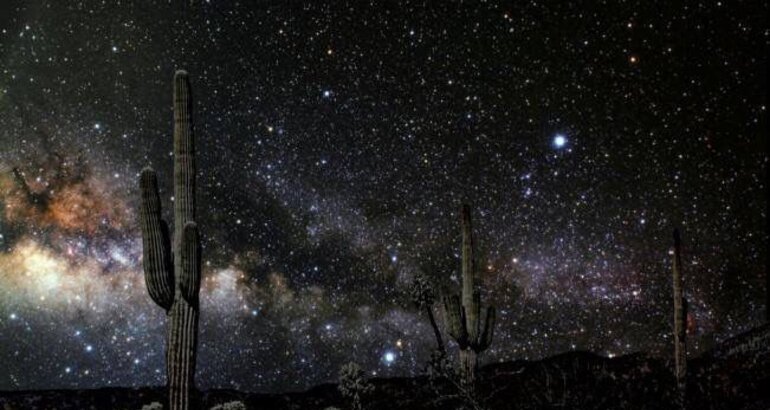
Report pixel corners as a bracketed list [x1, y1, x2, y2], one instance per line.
[1, 324, 768, 409]
[705, 323, 770, 359]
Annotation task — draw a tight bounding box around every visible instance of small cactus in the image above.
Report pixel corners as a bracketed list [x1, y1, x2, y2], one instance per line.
[411, 272, 445, 352]
[443, 204, 495, 389]
[210, 401, 246, 410]
[338, 362, 374, 410]
[140, 70, 202, 410]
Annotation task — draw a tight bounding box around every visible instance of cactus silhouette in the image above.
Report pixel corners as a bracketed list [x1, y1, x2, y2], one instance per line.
[671, 229, 687, 406]
[443, 204, 495, 389]
[411, 271, 445, 353]
[139, 70, 201, 410]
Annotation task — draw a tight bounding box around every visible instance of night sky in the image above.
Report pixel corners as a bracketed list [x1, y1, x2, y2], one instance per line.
[0, 1, 766, 393]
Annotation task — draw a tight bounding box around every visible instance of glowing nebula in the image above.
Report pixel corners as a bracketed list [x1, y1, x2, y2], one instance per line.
[0, 238, 142, 311]
[1, 157, 132, 235]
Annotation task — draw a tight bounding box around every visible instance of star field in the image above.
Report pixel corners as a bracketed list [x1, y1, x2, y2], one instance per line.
[0, 1, 766, 393]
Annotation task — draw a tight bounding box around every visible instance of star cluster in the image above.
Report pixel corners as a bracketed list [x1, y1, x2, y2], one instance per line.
[0, 0, 766, 393]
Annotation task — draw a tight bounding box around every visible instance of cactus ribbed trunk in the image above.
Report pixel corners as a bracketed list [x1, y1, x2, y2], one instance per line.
[459, 349, 477, 388]
[461, 205, 478, 343]
[173, 71, 196, 255]
[443, 204, 495, 391]
[140, 70, 201, 410]
[168, 296, 199, 409]
[672, 229, 686, 406]
[168, 70, 198, 410]
[460, 205, 479, 383]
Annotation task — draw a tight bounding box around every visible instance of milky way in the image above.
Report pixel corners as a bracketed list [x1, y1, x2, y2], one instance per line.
[0, 1, 766, 392]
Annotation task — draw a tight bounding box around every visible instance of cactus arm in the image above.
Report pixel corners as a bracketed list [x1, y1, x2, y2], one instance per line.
[473, 291, 482, 342]
[443, 295, 460, 338]
[459, 306, 469, 348]
[140, 167, 174, 310]
[179, 222, 201, 304]
[478, 306, 496, 351]
[443, 295, 469, 348]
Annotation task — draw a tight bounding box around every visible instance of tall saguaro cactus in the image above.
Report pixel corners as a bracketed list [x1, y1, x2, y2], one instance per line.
[140, 70, 201, 410]
[671, 229, 687, 405]
[443, 204, 496, 388]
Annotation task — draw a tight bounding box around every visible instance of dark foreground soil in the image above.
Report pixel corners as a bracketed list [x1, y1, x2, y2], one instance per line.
[2, 324, 768, 410]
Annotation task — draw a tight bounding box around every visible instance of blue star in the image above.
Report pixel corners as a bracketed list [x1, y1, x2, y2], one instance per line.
[383, 351, 396, 364]
[553, 134, 567, 148]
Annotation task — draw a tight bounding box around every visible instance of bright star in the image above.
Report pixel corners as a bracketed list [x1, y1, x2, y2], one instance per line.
[383, 351, 396, 364]
[553, 134, 567, 148]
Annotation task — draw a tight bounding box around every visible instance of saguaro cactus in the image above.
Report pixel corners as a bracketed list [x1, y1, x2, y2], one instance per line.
[443, 204, 496, 388]
[671, 229, 687, 405]
[140, 70, 201, 410]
